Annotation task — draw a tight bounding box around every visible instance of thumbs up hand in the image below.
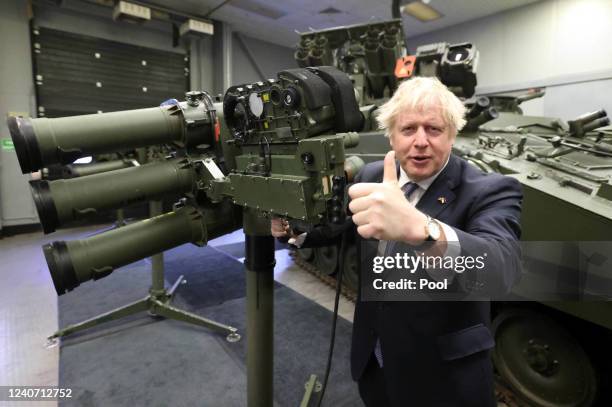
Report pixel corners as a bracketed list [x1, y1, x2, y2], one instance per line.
[348, 151, 428, 242]
[382, 149, 400, 185]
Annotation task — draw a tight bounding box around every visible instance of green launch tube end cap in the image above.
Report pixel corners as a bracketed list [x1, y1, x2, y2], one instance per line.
[43, 241, 79, 296]
[30, 180, 59, 234]
[7, 116, 42, 174]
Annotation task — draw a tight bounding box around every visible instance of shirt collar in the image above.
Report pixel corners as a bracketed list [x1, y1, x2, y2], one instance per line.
[398, 154, 451, 192]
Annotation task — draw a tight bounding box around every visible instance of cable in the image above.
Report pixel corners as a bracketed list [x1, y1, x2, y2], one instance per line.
[261, 136, 271, 176]
[316, 229, 349, 407]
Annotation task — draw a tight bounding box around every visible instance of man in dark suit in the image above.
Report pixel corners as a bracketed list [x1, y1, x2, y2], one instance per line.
[273, 77, 522, 406]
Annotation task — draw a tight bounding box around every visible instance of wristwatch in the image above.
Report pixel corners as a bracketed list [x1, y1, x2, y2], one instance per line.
[424, 215, 441, 242]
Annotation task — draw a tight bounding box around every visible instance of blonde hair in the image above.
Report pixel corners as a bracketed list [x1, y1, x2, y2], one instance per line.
[377, 77, 467, 137]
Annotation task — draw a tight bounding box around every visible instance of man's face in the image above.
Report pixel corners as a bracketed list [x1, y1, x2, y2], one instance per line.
[389, 106, 455, 182]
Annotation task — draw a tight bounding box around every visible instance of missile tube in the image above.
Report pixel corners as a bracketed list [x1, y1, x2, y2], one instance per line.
[31, 158, 196, 233]
[44, 205, 207, 295]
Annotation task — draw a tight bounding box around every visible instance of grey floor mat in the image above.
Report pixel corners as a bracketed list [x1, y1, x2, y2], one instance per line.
[58, 244, 361, 407]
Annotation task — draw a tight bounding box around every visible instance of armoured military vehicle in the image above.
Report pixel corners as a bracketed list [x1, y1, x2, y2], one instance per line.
[292, 20, 612, 407]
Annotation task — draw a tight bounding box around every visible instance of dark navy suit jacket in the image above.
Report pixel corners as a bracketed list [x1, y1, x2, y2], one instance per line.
[303, 154, 523, 406]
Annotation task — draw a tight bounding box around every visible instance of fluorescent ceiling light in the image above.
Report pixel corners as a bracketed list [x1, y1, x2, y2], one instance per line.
[401, 1, 443, 22]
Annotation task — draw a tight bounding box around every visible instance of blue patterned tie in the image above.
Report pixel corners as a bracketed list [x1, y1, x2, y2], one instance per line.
[374, 339, 384, 367]
[401, 181, 419, 200]
[374, 182, 419, 367]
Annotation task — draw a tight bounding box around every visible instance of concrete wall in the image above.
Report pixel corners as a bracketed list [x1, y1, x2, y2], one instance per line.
[0, 0, 39, 227]
[191, 34, 216, 94]
[232, 33, 297, 85]
[408, 0, 612, 120]
[209, 24, 297, 95]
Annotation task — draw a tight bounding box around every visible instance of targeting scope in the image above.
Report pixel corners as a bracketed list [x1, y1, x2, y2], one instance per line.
[223, 66, 363, 145]
[215, 66, 362, 225]
[7, 91, 217, 174]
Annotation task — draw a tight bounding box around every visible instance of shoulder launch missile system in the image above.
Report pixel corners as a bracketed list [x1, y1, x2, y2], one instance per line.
[8, 65, 361, 294]
[9, 65, 368, 407]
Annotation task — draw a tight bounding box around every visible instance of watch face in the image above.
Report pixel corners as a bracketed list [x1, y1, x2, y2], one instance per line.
[429, 220, 441, 240]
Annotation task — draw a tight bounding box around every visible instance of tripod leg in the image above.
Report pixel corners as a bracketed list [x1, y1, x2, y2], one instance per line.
[300, 374, 322, 407]
[151, 300, 240, 341]
[167, 274, 185, 298]
[49, 296, 149, 339]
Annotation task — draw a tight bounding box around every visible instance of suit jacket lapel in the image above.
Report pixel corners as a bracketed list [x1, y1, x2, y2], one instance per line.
[415, 154, 461, 219]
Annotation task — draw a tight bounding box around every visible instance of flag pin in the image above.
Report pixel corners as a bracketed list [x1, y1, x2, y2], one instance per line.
[438, 197, 447, 204]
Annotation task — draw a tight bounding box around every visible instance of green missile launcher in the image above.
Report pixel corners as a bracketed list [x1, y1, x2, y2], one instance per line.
[8, 66, 363, 297]
[7, 65, 366, 407]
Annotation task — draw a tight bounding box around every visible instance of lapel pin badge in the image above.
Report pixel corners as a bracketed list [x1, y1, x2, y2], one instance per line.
[438, 197, 447, 204]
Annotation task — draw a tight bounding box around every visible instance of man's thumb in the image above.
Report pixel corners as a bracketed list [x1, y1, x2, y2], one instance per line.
[383, 150, 398, 183]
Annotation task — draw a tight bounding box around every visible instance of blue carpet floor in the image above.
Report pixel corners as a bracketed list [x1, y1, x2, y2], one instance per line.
[58, 242, 360, 407]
